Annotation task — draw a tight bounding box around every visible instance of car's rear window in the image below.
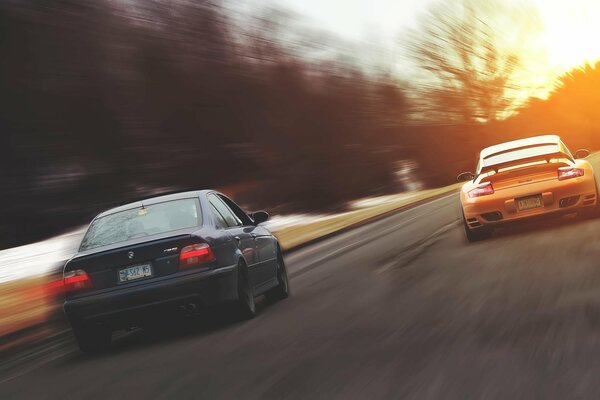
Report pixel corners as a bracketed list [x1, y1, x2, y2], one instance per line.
[80, 198, 201, 251]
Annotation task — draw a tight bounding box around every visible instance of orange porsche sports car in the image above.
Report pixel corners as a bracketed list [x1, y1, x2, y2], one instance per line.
[458, 135, 598, 241]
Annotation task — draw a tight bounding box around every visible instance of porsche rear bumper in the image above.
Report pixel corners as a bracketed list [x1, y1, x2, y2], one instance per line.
[462, 176, 597, 229]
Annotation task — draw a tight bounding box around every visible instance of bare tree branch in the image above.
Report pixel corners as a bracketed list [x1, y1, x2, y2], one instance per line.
[407, 0, 527, 123]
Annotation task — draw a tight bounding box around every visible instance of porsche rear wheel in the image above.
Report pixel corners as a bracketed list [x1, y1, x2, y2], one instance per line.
[580, 182, 600, 219]
[463, 218, 491, 242]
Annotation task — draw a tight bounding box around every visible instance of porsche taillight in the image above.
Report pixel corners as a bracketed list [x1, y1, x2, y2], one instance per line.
[558, 167, 584, 180]
[468, 182, 494, 198]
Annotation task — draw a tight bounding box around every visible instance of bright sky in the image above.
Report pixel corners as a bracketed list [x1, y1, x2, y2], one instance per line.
[279, 0, 600, 97]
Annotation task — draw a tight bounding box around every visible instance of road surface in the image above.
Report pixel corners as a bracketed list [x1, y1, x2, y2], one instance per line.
[4, 182, 600, 398]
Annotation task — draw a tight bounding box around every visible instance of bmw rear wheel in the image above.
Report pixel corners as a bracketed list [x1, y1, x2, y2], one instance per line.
[266, 251, 289, 302]
[72, 322, 112, 354]
[234, 260, 256, 319]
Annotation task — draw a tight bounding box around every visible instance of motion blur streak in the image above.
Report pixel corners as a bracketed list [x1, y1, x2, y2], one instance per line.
[4, 176, 600, 397]
[0, 0, 407, 249]
[3, 0, 600, 250]
[4, 0, 600, 397]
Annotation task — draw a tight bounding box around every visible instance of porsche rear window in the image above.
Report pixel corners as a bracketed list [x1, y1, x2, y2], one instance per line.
[80, 198, 201, 251]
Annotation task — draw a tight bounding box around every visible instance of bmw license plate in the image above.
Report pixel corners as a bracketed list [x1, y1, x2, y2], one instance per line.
[517, 195, 542, 211]
[118, 263, 153, 283]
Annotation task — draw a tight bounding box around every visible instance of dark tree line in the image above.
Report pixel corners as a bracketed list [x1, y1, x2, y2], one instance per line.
[0, 0, 407, 248]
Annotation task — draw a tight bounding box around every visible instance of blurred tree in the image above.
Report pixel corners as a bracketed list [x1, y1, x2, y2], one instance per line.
[409, 0, 526, 123]
[0, 0, 410, 248]
[494, 62, 600, 151]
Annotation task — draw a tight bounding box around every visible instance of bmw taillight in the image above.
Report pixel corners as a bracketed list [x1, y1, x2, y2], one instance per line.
[179, 243, 216, 268]
[468, 182, 494, 198]
[63, 269, 92, 292]
[558, 167, 584, 180]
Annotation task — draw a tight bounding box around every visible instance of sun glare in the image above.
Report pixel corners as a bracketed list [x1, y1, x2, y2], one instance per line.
[281, 0, 600, 100]
[480, 0, 600, 100]
[536, 0, 600, 71]
[507, 0, 600, 100]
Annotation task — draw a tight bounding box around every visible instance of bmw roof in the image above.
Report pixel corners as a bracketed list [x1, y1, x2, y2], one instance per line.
[95, 190, 212, 219]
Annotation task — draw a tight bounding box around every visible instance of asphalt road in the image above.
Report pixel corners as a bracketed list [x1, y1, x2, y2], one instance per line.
[5, 181, 600, 398]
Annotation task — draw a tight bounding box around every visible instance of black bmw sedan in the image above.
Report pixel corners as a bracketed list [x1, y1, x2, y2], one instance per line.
[63, 190, 289, 353]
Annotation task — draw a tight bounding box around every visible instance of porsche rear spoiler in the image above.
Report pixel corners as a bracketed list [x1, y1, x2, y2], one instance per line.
[477, 145, 572, 174]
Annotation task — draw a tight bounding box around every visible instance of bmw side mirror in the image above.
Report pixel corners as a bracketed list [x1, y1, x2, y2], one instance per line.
[457, 171, 475, 182]
[251, 211, 269, 225]
[574, 149, 590, 159]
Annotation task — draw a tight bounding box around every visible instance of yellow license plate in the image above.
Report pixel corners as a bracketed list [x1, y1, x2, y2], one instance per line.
[517, 196, 542, 211]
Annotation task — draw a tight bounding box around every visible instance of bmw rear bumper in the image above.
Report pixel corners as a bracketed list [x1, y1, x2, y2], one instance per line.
[63, 265, 237, 329]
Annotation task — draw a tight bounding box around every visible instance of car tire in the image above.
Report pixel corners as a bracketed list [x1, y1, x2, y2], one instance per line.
[579, 205, 600, 219]
[580, 182, 600, 219]
[463, 218, 491, 242]
[588, 183, 600, 219]
[72, 323, 112, 354]
[233, 260, 256, 320]
[265, 251, 289, 302]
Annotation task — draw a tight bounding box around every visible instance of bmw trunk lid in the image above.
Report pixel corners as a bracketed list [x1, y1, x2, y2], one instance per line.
[64, 232, 198, 298]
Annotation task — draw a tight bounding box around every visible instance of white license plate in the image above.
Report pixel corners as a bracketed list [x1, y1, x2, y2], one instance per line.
[118, 264, 153, 283]
[517, 196, 542, 211]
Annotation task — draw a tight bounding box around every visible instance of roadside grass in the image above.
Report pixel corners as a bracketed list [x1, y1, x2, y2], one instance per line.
[275, 183, 461, 249]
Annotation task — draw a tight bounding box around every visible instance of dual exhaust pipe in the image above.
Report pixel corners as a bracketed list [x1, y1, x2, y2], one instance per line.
[178, 302, 198, 317]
